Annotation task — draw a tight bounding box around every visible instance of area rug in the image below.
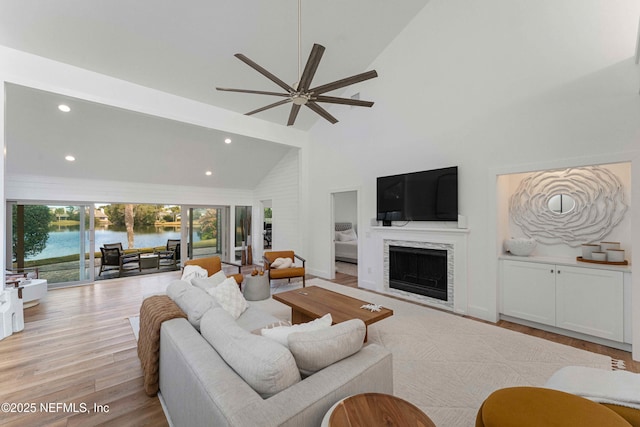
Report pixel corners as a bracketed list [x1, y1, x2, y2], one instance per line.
[130, 278, 612, 426]
[254, 278, 612, 426]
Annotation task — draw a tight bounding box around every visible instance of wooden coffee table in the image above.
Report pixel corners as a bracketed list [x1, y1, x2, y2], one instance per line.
[272, 286, 393, 341]
[323, 393, 436, 427]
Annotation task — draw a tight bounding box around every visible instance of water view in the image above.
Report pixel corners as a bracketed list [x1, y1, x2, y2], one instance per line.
[27, 225, 201, 261]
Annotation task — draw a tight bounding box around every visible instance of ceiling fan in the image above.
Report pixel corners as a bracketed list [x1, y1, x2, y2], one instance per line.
[216, 1, 378, 126]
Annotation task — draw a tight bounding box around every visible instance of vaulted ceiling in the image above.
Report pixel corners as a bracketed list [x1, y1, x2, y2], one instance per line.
[1, 0, 431, 188]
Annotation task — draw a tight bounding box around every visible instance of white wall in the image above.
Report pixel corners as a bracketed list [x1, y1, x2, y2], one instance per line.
[253, 148, 301, 257]
[304, 0, 640, 359]
[334, 191, 357, 228]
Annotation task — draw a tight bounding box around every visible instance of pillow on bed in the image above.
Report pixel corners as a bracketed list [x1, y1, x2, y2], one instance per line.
[336, 228, 357, 242]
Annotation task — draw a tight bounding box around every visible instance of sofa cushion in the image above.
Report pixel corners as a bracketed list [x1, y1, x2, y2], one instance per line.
[288, 319, 365, 376]
[191, 269, 227, 291]
[270, 257, 293, 269]
[236, 305, 284, 332]
[200, 308, 301, 398]
[166, 280, 219, 330]
[261, 313, 332, 348]
[207, 277, 248, 319]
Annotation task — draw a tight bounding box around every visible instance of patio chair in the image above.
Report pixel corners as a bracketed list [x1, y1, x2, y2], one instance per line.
[99, 243, 141, 277]
[154, 239, 180, 270]
[263, 250, 306, 287]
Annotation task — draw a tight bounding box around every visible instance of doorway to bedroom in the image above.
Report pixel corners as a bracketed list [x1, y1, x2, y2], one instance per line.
[332, 190, 358, 279]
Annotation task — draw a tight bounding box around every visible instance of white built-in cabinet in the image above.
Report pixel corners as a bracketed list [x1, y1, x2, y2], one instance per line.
[501, 258, 624, 342]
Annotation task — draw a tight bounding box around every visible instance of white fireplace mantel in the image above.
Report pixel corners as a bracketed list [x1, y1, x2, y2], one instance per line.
[370, 226, 469, 315]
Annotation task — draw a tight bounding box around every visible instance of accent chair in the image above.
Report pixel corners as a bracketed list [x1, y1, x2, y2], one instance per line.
[183, 256, 243, 287]
[263, 250, 306, 287]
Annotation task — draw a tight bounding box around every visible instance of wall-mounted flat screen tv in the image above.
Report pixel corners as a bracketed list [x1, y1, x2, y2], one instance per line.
[376, 166, 458, 222]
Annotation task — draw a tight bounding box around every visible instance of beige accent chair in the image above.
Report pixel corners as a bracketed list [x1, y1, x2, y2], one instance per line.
[263, 250, 306, 287]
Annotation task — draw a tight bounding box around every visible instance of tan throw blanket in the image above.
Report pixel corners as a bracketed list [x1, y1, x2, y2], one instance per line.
[137, 295, 186, 396]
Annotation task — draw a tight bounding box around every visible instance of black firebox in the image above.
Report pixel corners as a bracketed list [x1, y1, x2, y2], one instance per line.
[389, 246, 448, 301]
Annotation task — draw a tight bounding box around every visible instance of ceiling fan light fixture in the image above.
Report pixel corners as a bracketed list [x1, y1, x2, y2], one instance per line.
[215, 0, 377, 126]
[291, 94, 309, 105]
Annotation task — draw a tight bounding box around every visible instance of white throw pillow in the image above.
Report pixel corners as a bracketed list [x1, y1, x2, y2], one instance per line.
[261, 313, 332, 348]
[181, 265, 208, 282]
[336, 229, 357, 242]
[273, 257, 293, 269]
[288, 319, 365, 376]
[191, 269, 227, 291]
[207, 277, 248, 319]
[270, 257, 286, 268]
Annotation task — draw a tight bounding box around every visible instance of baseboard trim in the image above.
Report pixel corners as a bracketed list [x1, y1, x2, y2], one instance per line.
[500, 314, 632, 352]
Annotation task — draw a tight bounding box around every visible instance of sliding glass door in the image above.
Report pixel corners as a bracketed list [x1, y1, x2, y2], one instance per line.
[183, 206, 229, 261]
[8, 202, 95, 286]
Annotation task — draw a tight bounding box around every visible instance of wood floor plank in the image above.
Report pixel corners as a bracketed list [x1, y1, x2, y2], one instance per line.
[0, 266, 635, 427]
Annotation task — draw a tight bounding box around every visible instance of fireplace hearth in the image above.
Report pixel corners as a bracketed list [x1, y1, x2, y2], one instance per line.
[389, 246, 448, 301]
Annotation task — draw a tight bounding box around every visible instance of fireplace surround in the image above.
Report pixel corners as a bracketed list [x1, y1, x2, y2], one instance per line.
[371, 226, 469, 314]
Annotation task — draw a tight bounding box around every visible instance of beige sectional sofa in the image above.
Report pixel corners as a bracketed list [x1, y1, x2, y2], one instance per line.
[159, 280, 393, 427]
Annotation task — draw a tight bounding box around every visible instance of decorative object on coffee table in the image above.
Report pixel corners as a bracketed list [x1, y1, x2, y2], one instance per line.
[322, 393, 435, 427]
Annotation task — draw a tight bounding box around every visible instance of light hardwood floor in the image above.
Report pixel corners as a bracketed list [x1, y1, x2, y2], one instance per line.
[1, 269, 636, 426]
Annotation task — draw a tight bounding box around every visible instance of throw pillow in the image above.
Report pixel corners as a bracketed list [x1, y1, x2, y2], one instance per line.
[191, 269, 227, 291]
[207, 277, 248, 319]
[270, 257, 286, 268]
[167, 281, 219, 330]
[261, 313, 332, 348]
[181, 265, 208, 282]
[251, 320, 292, 335]
[288, 319, 365, 376]
[336, 229, 357, 242]
[200, 308, 301, 398]
[272, 257, 293, 269]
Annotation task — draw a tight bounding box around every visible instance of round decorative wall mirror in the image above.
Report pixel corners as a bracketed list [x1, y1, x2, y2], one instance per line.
[547, 194, 576, 215]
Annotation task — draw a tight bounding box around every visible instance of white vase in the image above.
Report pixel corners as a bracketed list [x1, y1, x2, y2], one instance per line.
[504, 238, 536, 256]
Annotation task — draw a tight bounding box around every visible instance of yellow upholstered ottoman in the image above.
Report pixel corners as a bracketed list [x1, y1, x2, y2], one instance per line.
[476, 387, 632, 427]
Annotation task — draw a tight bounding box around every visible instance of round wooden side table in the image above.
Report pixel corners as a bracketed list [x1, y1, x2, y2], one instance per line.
[322, 393, 436, 427]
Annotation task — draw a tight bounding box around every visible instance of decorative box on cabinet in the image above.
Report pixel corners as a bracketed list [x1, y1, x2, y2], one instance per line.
[501, 259, 624, 342]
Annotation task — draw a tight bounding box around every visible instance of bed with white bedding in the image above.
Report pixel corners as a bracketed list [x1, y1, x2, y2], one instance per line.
[335, 222, 358, 263]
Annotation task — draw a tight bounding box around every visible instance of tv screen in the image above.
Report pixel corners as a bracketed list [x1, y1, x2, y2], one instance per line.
[377, 166, 458, 222]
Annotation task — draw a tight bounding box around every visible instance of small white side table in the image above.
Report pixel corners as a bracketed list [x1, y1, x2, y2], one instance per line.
[21, 279, 48, 308]
[243, 274, 270, 301]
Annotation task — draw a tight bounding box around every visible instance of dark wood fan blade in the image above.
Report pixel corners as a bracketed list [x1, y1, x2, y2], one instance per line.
[306, 101, 338, 124]
[287, 104, 302, 126]
[235, 53, 294, 93]
[246, 99, 292, 116]
[216, 87, 290, 97]
[314, 95, 374, 107]
[297, 44, 325, 91]
[310, 70, 378, 95]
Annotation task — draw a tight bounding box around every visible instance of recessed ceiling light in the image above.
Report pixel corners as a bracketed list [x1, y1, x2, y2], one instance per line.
[224, 138, 232, 144]
[65, 155, 76, 162]
[205, 171, 212, 176]
[58, 104, 71, 113]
